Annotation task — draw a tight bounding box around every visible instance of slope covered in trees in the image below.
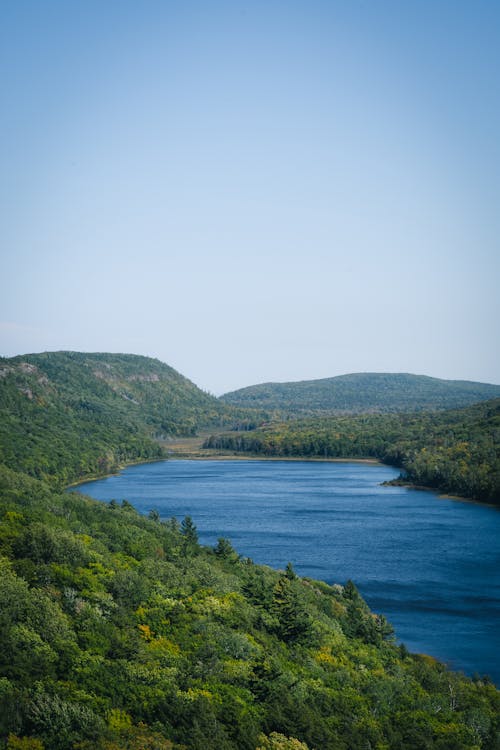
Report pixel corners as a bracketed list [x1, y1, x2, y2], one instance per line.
[0, 466, 499, 750]
[204, 399, 500, 504]
[221, 372, 500, 415]
[0, 351, 499, 747]
[0, 351, 255, 486]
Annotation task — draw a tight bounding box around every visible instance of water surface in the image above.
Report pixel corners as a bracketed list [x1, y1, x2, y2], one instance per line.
[76, 459, 500, 682]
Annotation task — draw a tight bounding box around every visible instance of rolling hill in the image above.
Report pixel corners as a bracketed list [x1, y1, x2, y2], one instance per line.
[0, 351, 244, 484]
[221, 372, 500, 414]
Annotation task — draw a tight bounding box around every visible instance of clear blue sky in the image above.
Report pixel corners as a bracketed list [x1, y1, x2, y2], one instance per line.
[1, 1, 499, 393]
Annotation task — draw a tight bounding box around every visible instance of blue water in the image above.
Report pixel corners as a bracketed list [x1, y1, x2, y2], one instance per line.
[75, 459, 500, 683]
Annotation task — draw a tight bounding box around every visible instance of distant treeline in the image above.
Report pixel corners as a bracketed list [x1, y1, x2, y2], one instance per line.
[221, 372, 500, 415]
[204, 399, 500, 504]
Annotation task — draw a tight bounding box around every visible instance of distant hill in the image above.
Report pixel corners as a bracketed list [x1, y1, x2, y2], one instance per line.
[0, 351, 240, 484]
[221, 372, 500, 414]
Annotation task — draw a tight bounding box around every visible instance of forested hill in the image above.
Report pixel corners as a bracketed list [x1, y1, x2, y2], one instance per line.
[221, 372, 500, 414]
[205, 399, 500, 504]
[0, 351, 251, 485]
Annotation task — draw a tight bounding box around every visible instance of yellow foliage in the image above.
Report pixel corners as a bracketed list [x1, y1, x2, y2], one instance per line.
[222, 658, 252, 680]
[256, 732, 309, 749]
[7, 736, 44, 750]
[89, 561, 113, 577]
[107, 708, 133, 731]
[417, 653, 439, 667]
[147, 637, 180, 656]
[184, 687, 214, 702]
[315, 646, 337, 666]
[4, 511, 23, 524]
[111, 552, 139, 570]
[76, 533, 93, 546]
[138, 623, 153, 640]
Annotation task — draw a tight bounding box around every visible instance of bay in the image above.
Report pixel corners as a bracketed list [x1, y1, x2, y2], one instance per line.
[75, 459, 500, 683]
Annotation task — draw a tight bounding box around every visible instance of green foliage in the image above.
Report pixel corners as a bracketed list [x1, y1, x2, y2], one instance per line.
[205, 399, 500, 503]
[221, 372, 500, 414]
[181, 516, 198, 560]
[214, 537, 237, 560]
[0, 352, 499, 748]
[0, 466, 498, 748]
[0, 351, 256, 485]
[270, 575, 312, 644]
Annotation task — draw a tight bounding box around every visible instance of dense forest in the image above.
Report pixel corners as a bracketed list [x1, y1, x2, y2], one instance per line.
[205, 399, 500, 504]
[221, 373, 500, 415]
[0, 352, 260, 486]
[1, 466, 499, 750]
[0, 352, 499, 748]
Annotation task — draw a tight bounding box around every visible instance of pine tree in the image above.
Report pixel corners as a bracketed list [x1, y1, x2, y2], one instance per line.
[181, 515, 198, 544]
[271, 575, 311, 644]
[181, 515, 198, 559]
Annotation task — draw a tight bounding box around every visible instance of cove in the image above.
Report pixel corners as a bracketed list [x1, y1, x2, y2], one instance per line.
[75, 459, 500, 683]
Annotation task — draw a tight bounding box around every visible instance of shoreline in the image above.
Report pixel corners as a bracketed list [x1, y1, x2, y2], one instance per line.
[65, 455, 170, 489]
[66, 448, 494, 509]
[383, 478, 499, 509]
[66, 452, 385, 491]
[166, 452, 383, 464]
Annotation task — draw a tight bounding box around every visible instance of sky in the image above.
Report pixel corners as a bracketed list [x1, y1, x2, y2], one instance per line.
[1, 0, 499, 394]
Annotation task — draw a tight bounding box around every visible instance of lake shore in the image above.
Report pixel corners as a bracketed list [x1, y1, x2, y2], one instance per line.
[69, 433, 492, 508]
[67, 452, 383, 490]
[168, 451, 383, 464]
[72, 457, 500, 684]
[162, 433, 383, 463]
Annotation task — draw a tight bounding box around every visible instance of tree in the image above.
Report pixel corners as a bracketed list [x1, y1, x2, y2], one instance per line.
[181, 515, 198, 559]
[181, 515, 198, 544]
[256, 732, 309, 750]
[214, 537, 236, 559]
[271, 576, 311, 644]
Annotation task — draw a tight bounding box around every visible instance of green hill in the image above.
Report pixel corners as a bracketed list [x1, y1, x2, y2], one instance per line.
[221, 372, 500, 415]
[205, 398, 500, 504]
[0, 351, 498, 748]
[0, 351, 243, 485]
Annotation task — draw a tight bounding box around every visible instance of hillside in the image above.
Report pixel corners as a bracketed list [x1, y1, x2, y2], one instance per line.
[221, 372, 500, 415]
[1, 472, 499, 750]
[0, 351, 251, 485]
[205, 399, 500, 504]
[0, 352, 498, 748]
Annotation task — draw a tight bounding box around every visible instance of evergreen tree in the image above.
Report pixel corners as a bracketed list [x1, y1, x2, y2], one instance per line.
[214, 537, 236, 559]
[181, 515, 198, 544]
[271, 575, 311, 644]
[181, 515, 198, 558]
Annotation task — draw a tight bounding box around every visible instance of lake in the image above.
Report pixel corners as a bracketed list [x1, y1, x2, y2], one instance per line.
[75, 459, 500, 683]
